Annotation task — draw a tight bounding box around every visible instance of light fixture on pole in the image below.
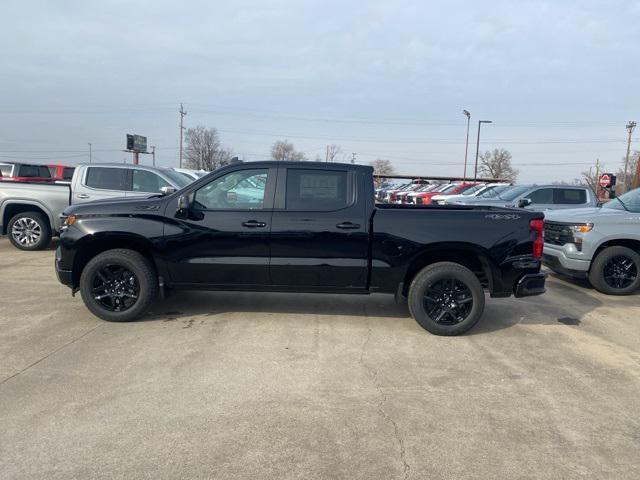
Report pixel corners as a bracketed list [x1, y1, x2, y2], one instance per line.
[474, 120, 492, 180]
[462, 110, 471, 179]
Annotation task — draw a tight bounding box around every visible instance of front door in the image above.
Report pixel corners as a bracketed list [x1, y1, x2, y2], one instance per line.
[164, 167, 276, 286]
[269, 166, 369, 290]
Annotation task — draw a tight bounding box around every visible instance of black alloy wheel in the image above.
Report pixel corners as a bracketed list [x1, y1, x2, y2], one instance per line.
[91, 265, 140, 312]
[408, 262, 485, 336]
[602, 255, 638, 290]
[423, 278, 474, 325]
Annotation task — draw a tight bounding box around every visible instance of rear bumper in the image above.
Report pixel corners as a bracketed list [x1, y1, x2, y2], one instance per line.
[55, 246, 73, 287]
[514, 272, 547, 297]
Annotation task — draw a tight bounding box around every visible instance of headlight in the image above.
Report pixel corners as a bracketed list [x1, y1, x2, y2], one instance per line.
[437, 200, 446, 205]
[568, 223, 593, 234]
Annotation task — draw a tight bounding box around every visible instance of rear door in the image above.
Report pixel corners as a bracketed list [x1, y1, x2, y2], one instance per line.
[269, 166, 369, 290]
[74, 166, 129, 203]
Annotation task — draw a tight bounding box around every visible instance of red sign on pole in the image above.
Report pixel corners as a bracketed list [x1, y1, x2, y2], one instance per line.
[599, 174, 611, 188]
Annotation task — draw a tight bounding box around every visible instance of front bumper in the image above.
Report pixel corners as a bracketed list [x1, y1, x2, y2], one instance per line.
[514, 272, 547, 297]
[55, 246, 73, 287]
[542, 243, 591, 278]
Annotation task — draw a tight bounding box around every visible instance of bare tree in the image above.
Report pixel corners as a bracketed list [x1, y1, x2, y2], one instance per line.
[369, 159, 396, 177]
[616, 150, 639, 193]
[478, 148, 518, 181]
[580, 160, 604, 193]
[270, 140, 306, 161]
[184, 126, 233, 170]
[325, 144, 341, 162]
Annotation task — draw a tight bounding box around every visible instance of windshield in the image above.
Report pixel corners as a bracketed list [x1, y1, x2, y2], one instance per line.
[479, 185, 509, 198]
[161, 168, 192, 189]
[461, 184, 483, 195]
[456, 184, 478, 195]
[603, 187, 640, 212]
[498, 185, 530, 201]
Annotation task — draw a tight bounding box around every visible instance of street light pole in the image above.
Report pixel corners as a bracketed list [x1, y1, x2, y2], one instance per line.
[88, 142, 92, 163]
[463, 110, 471, 179]
[474, 120, 492, 180]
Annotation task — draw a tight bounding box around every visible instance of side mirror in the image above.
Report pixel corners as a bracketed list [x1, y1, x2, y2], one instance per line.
[518, 198, 532, 208]
[160, 186, 176, 196]
[176, 195, 190, 218]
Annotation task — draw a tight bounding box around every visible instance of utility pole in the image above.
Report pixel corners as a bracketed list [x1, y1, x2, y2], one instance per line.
[351, 152, 357, 164]
[151, 145, 156, 166]
[623, 121, 636, 192]
[474, 120, 492, 180]
[325, 145, 329, 162]
[462, 110, 471, 179]
[179, 103, 187, 168]
[88, 142, 92, 163]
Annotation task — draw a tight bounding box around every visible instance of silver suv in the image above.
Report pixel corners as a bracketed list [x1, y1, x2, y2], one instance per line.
[453, 184, 597, 210]
[543, 187, 640, 295]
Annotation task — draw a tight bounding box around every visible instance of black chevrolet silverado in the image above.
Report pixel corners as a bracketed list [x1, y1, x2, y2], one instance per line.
[55, 161, 546, 335]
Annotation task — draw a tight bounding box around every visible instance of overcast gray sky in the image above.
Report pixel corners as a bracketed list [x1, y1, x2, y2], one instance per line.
[1, 0, 639, 182]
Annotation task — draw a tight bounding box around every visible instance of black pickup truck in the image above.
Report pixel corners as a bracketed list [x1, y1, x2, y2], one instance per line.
[55, 161, 546, 335]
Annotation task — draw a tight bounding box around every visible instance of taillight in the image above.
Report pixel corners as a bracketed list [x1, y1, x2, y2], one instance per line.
[530, 219, 544, 260]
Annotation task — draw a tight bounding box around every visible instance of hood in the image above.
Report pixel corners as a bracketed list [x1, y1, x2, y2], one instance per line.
[543, 207, 621, 223]
[64, 195, 167, 216]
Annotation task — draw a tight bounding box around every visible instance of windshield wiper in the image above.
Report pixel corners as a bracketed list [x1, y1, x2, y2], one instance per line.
[614, 196, 629, 211]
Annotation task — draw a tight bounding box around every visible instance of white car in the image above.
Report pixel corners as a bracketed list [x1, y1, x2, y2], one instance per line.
[172, 168, 208, 181]
[437, 183, 512, 205]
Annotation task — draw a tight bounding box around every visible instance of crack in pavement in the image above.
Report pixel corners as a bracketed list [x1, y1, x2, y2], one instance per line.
[359, 325, 411, 480]
[0, 324, 102, 388]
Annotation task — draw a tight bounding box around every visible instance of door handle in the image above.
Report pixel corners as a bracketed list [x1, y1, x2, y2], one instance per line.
[77, 193, 90, 199]
[242, 220, 267, 228]
[336, 222, 360, 230]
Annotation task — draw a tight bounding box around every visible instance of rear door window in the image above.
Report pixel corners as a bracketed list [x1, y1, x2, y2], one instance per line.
[555, 188, 587, 204]
[526, 188, 554, 204]
[285, 169, 350, 211]
[85, 167, 128, 190]
[18, 165, 51, 178]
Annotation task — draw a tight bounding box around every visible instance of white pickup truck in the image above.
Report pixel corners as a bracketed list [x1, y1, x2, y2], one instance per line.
[0, 163, 191, 250]
[543, 187, 640, 295]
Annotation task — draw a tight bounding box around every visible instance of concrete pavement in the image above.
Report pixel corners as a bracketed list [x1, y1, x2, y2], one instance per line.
[1, 238, 639, 479]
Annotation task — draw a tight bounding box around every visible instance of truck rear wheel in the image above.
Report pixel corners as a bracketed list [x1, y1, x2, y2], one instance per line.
[588, 246, 640, 295]
[8, 212, 52, 251]
[79, 249, 158, 322]
[408, 262, 485, 336]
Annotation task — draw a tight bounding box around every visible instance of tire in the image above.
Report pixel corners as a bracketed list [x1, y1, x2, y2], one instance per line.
[408, 262, 485, 336]
[588, 246, 640, 295]
[79, 249, 158, 322]
[7, 212, 52, 251]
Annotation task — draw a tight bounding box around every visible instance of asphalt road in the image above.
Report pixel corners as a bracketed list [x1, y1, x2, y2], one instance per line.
[1, 238, 639, 479]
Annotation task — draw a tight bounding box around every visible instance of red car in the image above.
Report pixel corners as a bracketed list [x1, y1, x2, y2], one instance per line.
[0, 162, 55, 183]
[414, 182, 481, 204]
[389, 180, 428, 203]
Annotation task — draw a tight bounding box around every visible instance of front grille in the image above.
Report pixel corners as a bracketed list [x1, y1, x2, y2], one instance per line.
[544, 222, 574, 246]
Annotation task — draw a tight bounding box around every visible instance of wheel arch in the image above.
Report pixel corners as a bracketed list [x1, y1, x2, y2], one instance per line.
[2, 201, 53, 235]
[71, 233, 158, 287]
[591, 238, 640, 270]
[401, 242, 495, 296]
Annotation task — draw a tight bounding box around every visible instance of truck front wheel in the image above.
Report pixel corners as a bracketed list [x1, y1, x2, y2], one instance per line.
[8, 212, 52, 251]
[588, 246, 640, 295]
[408, 262, 485, 336]
[79, 249, 158, 322]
